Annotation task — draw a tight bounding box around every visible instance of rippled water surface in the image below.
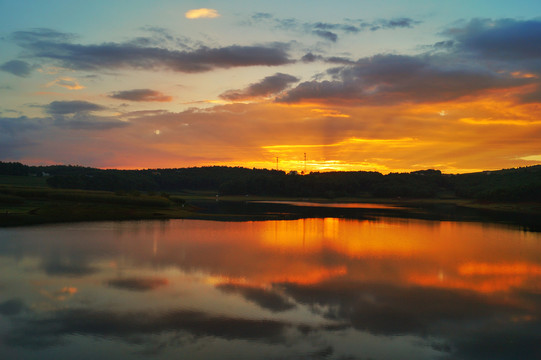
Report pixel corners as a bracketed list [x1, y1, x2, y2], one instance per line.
[1, 217, 540, 359]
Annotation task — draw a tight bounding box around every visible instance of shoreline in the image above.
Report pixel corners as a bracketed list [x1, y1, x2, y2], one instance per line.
[2, 192, 540, 230]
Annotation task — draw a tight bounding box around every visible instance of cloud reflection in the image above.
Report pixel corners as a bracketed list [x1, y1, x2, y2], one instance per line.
[216, 283, 296, 312]
[107, 277, 169, 291]
[4, 308, 294, 349]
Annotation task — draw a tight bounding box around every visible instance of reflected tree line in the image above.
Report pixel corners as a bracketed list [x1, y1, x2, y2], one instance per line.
[2, 161, 541, 201]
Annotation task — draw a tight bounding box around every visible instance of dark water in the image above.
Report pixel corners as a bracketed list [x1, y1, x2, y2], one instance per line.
[1, 217, 540, 359]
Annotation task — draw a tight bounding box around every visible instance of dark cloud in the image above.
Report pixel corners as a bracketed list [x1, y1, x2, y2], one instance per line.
[0, 60, 33, 77]
[445, 18, 541, 61]
[0, 115, 44, 158]
[0, 116, 44, 134]
[42, 101, 127, 130]
[278, 54, 532, 105]
[46, 100, 106, 115]
[424, 18, 541, 104]
[11, 29, 293, 73]
[107, 277, 168, 291]
[220, 72, 299, 101]
[109, 89, 172, 102]
[312, 30, 338, 42]
[216, 283, 296, 312]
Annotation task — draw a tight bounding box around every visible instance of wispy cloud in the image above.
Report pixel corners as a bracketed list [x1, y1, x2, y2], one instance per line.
[45, 77, 84, 90]
[244, 14, 421, 42]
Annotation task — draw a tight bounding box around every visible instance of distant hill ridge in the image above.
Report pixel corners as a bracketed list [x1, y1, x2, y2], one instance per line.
[1, 161, 541, 201]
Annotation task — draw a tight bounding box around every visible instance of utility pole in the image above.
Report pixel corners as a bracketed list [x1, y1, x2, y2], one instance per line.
[276, 157, 279, 171]
[304, 153, 307, 174]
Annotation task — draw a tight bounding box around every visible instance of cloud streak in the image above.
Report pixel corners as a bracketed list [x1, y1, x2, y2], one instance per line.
[109, 89, 172, 102]
[45, 100, 105, 115]
[10, 29, 293, 73]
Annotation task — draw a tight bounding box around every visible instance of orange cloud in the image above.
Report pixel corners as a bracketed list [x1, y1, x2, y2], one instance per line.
[7, 96, 541, 173]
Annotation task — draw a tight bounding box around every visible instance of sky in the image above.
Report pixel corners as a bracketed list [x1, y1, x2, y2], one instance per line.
[1, 0, 541, 173]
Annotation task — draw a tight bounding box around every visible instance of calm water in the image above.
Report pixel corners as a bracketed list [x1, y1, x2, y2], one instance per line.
[1, 217, 540, 359]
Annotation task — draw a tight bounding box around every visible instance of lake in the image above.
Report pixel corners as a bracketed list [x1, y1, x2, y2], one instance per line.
[1, 216, 540, 359]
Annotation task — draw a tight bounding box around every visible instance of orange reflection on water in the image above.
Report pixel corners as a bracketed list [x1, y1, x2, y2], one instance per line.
[408, 273, 526, 293]
[152, 218, 541, 297]
[459, 262, 541, 276]
[246, 218, 541, 295]
[263, 265, 348, 285]
[259, 218, 426, 258]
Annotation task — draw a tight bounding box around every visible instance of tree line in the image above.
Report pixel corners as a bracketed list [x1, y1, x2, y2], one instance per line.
[1, 161, 540, 201]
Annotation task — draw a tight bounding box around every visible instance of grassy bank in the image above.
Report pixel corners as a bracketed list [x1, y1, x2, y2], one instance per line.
[0, 184, 186, 226]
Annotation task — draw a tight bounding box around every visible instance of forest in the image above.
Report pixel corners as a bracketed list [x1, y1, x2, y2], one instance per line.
[1, 161, 541, 202]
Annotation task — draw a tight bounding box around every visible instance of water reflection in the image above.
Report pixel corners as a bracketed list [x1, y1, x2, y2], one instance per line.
[0, 218, 540, 359]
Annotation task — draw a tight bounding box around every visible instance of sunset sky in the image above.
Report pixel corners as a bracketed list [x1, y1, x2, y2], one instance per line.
[1, 0, 541, 173]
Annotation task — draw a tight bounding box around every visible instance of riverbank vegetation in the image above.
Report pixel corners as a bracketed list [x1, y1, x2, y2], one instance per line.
[1, 161, 540, 227]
